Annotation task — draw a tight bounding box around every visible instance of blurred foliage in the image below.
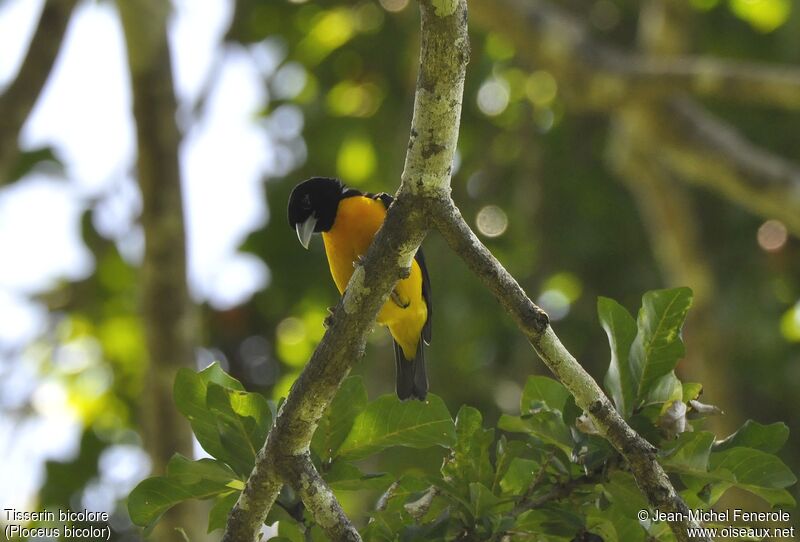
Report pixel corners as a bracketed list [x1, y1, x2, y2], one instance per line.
[229, 0, 799, 489]
[3, 0, 800, 540]
[130, 289, 796, 540]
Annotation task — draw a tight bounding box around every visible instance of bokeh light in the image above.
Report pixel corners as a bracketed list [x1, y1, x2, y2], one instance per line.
[298, 8, 357, 65]
[354, 3, 384, 33]
[542, 272, 583, 303]
[337, 135, 377, 183]
[533, 108, 555, 132]
[476, 205, 509, 238]
[780, 303, 800, 342]
[537, 290, 571, 321]
[493, 379, 522, 413]
[485, 33, 515, 61]
[379, 0, 410, 13]
[525, 70, 557, 107]
[757, 219, 788, 252]
[326, 80, 383, 117]
[729, 0, 791, 33]
[272, 62, 308, 100]
[276, 316, 311, 367]
[477, 77, 510, 117]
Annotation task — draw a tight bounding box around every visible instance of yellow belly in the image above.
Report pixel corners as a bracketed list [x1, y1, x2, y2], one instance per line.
[322, 196, 427, 359]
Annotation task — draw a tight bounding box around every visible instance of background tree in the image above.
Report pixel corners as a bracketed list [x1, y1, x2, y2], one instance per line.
[0, 0, 799, 540]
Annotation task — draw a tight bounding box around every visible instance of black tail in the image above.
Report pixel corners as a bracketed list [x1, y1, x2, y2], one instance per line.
[393, 340, 428, 401]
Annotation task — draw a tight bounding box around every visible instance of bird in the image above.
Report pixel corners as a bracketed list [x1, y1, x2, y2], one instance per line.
[287, 177, 431, 400]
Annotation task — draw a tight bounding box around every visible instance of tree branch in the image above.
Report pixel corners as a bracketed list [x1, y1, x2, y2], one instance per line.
[223, 2, 705, 541]
[284, 454, 361, 542]
[470, 0, 800, 110]
[430, 199, 708, 542]
[470, 0, 800, 236]
[642, 99, 800, 235]
[0, 0, 78, 184]
[221, 2, 469, 540]
[118, 1, 203, 539]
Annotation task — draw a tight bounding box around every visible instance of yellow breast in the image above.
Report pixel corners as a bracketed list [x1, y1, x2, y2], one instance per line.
[322, 196, 427, 358]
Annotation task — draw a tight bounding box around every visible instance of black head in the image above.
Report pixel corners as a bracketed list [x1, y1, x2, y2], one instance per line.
[287, 177, 345, 248]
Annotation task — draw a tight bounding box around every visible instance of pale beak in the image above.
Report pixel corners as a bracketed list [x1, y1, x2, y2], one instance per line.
[296, 215, 317, 249]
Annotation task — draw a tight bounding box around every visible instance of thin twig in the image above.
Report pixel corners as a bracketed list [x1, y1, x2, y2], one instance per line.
[430, 198, 708, 542]
[0, 0, 79, 183]
[512, 451, 554, 515]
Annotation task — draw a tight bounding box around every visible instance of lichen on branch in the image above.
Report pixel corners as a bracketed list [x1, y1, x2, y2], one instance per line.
[222, 1, 706, 541]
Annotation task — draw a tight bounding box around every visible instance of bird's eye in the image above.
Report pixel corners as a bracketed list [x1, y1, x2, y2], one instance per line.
[301, 194, 312, 210]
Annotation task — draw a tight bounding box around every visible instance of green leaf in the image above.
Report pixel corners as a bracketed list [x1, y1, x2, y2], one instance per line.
[629, 288, 693, 403]
[574, 435, 615, 471]
[714, 420, 789, 454]
[603, 471, 649, 518]
[521, 376, 569, 414]
[644, 371, 683, 406]
[709, 447, 797, 506]
[337, 394, 456, 460]
[324, 461, 391, 491]
[515, 507, 583, 537]
[174, 365, 241, 459]
[168, 455, 244, 488]
[128, 455, 240, 529]
[665, 440, 797, 508]
[208, 491, 239, 533]
[468, 482, 502, 519]
[441, 406, 495, 492]
[587, 504, 646, 542]
[8, 146, 64, 183]
[662, 431, 715, 472]
[598, 297, 637, 417]
[498, 457, 539, 495]
[646, 519, 676, 542]
[206, 382, 272, 477]
[365, 475, 435, 540]
[401, 509, 451, 541]
[363, 509, 403, 542]
[681, 382, 703, 402]
[498, 412, 573, 452]
[278, 519, 305, 542]
[378, 476, 432, 512]
[173, 364, 271, 477]
[493, 437, 534, 491]
[312, 376, 369, 461]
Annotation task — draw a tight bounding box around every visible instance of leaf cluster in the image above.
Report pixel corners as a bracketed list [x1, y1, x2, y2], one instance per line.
[128, 288, 795, 540]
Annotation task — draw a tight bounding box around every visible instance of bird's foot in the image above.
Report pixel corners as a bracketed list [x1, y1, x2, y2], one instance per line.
[390, 289, 410, 309]
[323, 306, 335, 329]
[398, 266, 411, 279]
[353, 255, 366, 268]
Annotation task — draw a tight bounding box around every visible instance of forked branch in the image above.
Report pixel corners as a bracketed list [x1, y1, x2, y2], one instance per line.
[223, 1, 706, 541]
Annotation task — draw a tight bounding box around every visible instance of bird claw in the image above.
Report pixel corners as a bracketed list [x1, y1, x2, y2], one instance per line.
[323, 307, 335, 329]
[398, 266, 411, 279]
[353, 255, 366, 268]
[391, 290, 410, 309]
